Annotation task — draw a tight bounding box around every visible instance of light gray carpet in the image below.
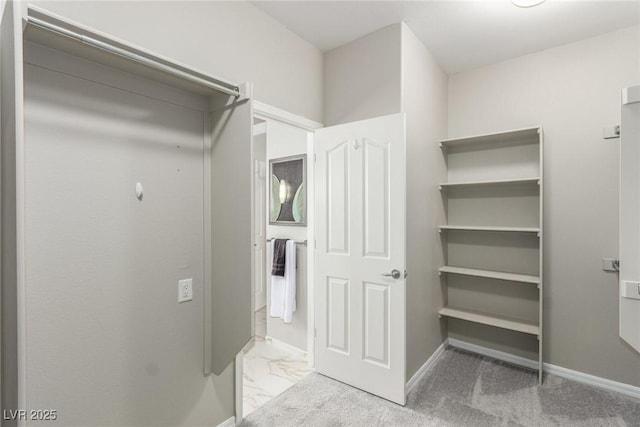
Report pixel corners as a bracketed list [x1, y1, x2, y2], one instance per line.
[241, 347, 640, 426]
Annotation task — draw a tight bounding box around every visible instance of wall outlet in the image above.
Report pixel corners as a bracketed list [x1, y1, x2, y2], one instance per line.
[178, 279, 193, 303]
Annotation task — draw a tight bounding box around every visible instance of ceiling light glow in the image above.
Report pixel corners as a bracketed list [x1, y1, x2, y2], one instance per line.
[512, 0, 546, 8]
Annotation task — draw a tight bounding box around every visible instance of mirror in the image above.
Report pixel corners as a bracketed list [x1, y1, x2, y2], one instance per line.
[269, 154, 306, 226]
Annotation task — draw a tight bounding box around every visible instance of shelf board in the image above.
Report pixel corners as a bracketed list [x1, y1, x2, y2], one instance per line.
[440, 126, 541, 148]
[439, 306, 540, 336]
[439, 225, 540, 234]
[439, 177, 540, 190]
[439, 265, 540, 284]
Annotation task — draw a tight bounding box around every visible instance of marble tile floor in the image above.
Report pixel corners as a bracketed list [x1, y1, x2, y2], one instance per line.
[242, 308, 312, 417]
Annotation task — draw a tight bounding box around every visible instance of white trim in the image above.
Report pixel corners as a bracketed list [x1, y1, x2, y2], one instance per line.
[217, 416, 236, 427]
[447, 338, 538, 370]
[265, 335, 307, 358]
[448, 338, 640, 400]
[406, 340, 448, 394]
[305, 130, 315, 370]
[234, 352, 243, 424]
[253, 100, 323, 131]
[544, 364, 640, 400]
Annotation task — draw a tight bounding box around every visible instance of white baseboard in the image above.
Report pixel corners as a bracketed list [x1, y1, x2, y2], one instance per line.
[447, 338, 640, 400]
[543, 363, 640, 400]
[217, 416, 235, 427]
[447, 338, 539, 370]
[406, 340, 448, 394]
[265, 335, 307, 357]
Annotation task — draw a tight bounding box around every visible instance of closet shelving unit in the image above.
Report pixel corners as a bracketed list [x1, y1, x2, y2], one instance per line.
[438, 126, 544, 383]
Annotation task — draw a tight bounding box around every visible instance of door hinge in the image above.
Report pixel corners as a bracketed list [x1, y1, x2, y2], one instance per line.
[314, 328, 317, 338]
[314, 153, 317, 163]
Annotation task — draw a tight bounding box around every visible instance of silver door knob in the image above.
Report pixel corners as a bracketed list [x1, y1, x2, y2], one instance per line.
[382, 269, 401, 279]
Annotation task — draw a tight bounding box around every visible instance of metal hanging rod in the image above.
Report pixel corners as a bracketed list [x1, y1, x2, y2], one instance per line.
[26, 16, 241, 98]
[266, 238, 307, 246]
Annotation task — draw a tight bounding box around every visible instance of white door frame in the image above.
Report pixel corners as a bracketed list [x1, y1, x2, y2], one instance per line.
[234, 101, 321, 424]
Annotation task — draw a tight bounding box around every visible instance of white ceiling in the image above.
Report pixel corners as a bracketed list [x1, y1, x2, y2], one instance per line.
[251, 1, 640, 73]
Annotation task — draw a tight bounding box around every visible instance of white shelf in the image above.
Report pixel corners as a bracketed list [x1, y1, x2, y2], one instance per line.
[439, 306, 540, 336]
[439, 225, 539, 234]
[440, 126, 541, 148]
[439, 177, 540, 190]
[439, 265, 540, 284]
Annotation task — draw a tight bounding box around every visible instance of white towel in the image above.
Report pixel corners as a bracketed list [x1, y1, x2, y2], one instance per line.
[269, 240, 297, 323]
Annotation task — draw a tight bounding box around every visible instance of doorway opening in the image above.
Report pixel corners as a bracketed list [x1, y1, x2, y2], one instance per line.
[239, 110, 319, 419]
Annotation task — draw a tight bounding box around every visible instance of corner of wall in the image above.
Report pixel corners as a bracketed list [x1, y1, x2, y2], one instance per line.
[400, 22, 449, 379]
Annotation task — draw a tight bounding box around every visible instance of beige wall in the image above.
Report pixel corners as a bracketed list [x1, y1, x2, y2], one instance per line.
[31, 0, 324, 123]
[448, 25, 640, 386]
[323, 23, 401, 126]
[400, 23, 449, 379]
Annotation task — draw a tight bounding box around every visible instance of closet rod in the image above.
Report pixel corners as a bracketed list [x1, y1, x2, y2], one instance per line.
[266, 238, 308, 246]
[26, 16, 241, 98]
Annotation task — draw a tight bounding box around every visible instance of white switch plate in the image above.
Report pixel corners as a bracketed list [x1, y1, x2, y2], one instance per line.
[178, 279, 193, 303]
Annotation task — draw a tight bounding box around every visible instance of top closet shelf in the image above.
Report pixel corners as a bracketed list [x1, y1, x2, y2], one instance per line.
[439, 177, 540, 190]
[440, 126, 541, 148]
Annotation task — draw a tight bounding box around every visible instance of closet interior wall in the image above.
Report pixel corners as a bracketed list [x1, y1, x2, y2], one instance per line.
[2, 5, 253, 425]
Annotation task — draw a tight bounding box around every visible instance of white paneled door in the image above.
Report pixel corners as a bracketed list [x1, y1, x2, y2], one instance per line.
[315, 114, 406, 405]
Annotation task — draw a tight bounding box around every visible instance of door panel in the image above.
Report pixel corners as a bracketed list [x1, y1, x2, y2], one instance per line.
[363, 138, 389, 258]
[327, 141, 350, 254]
[210, 94, 253, 375]
[327, 277, 350, 354]
[315, 113, 406, 405]
[363, 282, 390, 367]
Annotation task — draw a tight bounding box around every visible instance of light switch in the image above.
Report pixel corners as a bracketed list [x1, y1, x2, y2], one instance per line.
[621, 281, 640, 300]
[178, 279, 193, 303]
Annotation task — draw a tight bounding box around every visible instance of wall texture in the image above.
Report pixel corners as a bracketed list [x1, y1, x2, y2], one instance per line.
[323, 23, 401, 126]
[448, 25, 640, 386]
[31, 0, 324, 123]
[400, 23, 449, 379]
